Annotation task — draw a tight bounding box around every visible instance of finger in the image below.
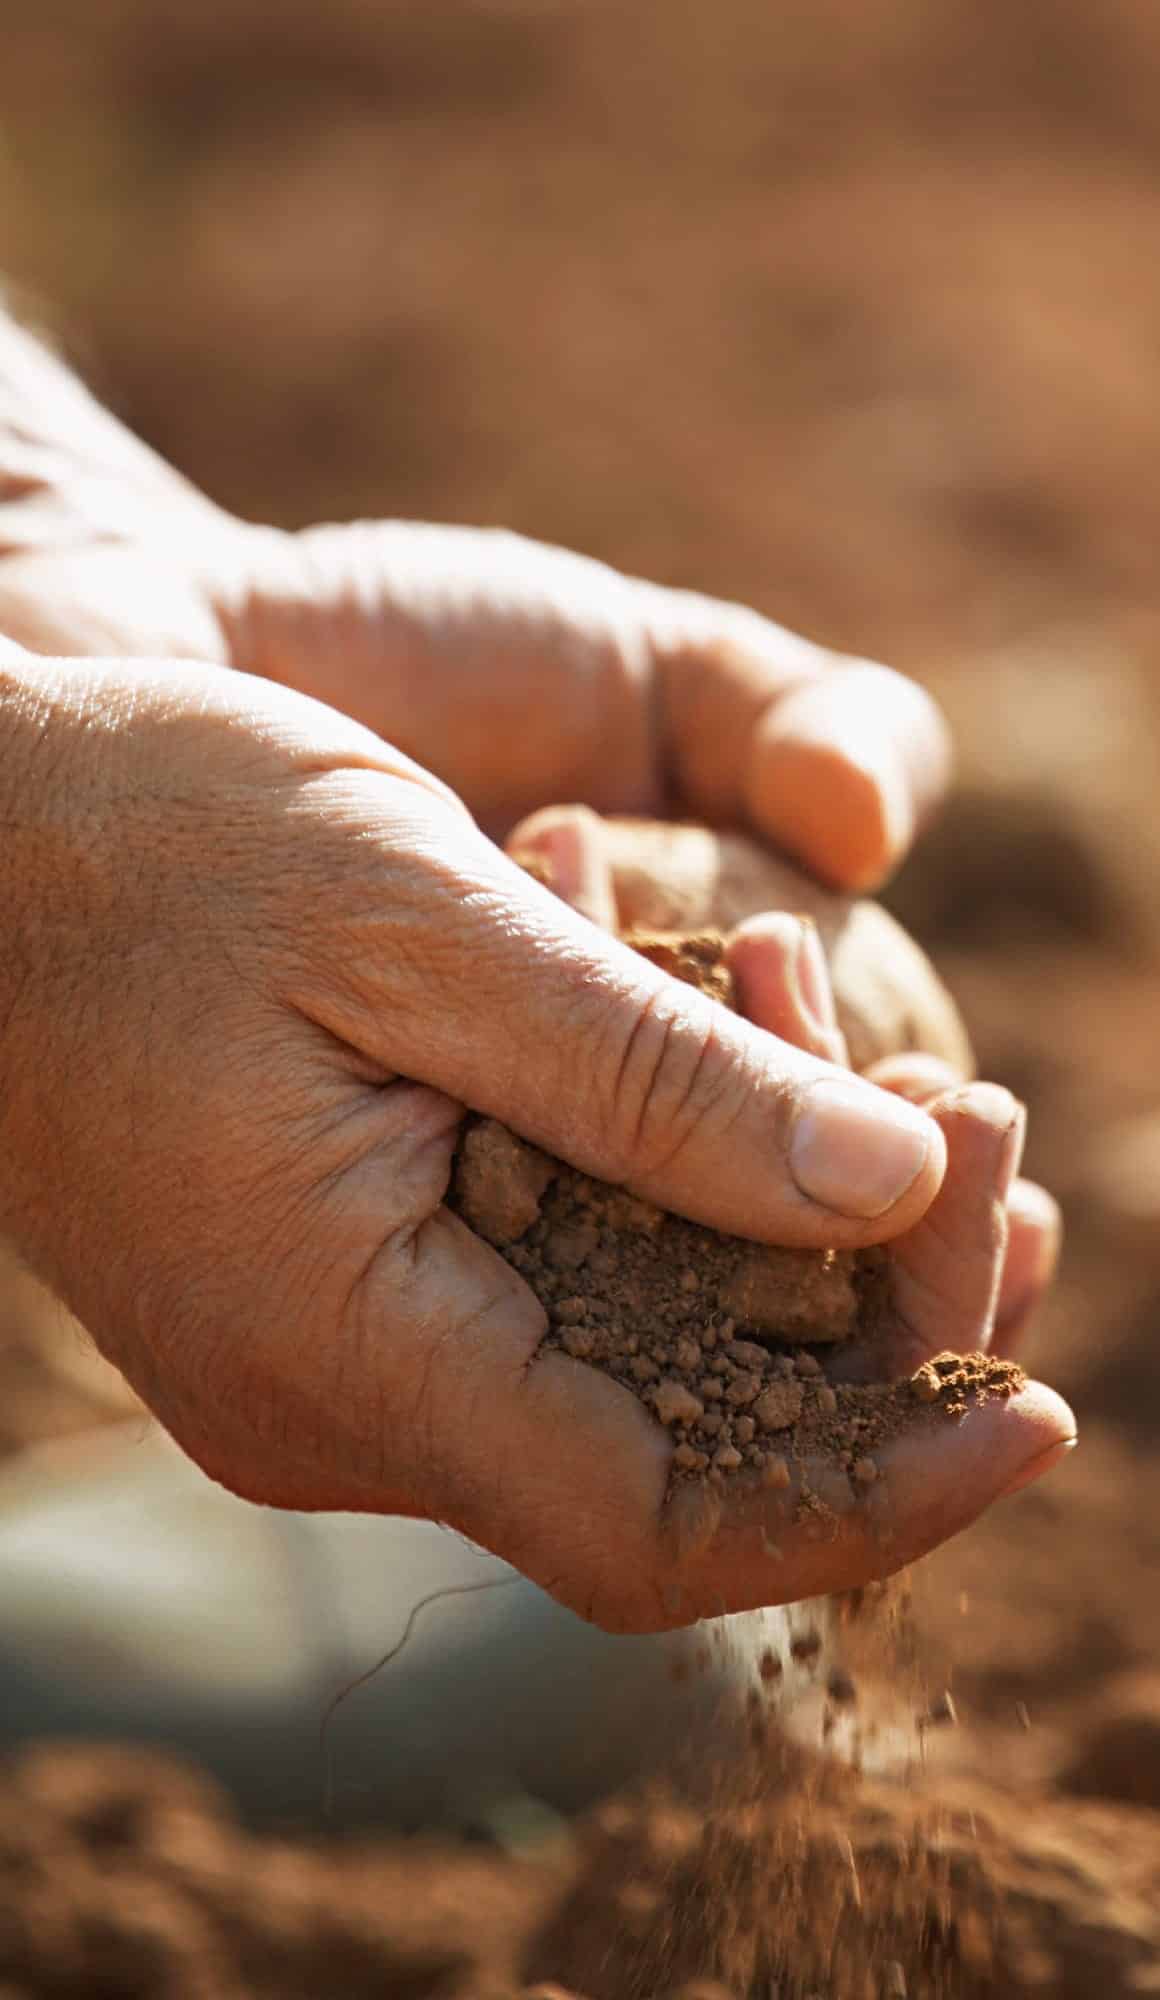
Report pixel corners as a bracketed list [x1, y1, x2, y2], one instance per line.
[862, 1052, 964, 1102]
[504, 802, 618, 930]
[504, 818, 853, 1068]
[724, 913, 849, 1067]
[880, 1084, 1026, 1369]
[651, 591, 950, 892]
[309, 783, 948, 1248]
[828, 1081, 1026, 1382]
[993, 1179, 1062, 1359]
[662, 1379, 1076, 1630]
[865, 1057, 1061, 1361]
[558, 816, 974, 1077]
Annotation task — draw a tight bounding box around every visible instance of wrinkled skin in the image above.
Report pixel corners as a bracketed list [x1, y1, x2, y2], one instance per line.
[0, 308, 1072, 1630]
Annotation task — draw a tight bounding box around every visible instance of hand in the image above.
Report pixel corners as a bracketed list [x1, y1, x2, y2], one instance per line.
[0, 312, 947, 892]
[0, 648, 1072, 1632]
[506, 802, 1061, 1357]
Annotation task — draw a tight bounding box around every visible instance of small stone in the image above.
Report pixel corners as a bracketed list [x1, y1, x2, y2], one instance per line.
[713, 1444, 743, 1472]
[725, 1338, 768, 1370]
[725, 1370, 760, 1407]
[910, 1364, 941, 1404]
[680, 1268, 700, 1293]
[652, 1379, 706, 1427]
[733, 1415, 756, 1445]
[762, 1455, 792, 1490]
[674, 1336, 703, 1372]
[554, 1296, 587, 1325]
[699, 1376, 725, 1402]
[672, 1442, 709, 1473]
[718, 1244, 857, 1340]
[852, 1455, 879, 1485]
[815, 1384, 838, 1416]
[562, 1327, 595, 1359]
[629, 1353, 660, 1383]
[700, 1410, 724, 1437]
[604, 1190, 665, 1234]
[754, 1381, 804, 1432]
[452, 1118, 556, 1245]
[544, 1223, 599, 1271]
[795, 1352, 822, 1375]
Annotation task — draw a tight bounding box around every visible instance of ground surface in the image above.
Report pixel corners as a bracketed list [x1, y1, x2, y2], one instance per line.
[2, 2, 1160, 1993]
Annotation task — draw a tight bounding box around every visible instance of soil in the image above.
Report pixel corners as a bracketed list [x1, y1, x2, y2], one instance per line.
[5, 0, 1160, 1992]
[447, 931, 1023, 1497]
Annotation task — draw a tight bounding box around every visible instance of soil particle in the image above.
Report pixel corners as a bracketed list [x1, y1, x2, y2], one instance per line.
[454, 1119, 556, 1246]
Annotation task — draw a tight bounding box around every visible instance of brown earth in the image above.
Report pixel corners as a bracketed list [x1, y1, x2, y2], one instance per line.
[4, 0, 1160, 1993]
[447, 932, 1022, 1493]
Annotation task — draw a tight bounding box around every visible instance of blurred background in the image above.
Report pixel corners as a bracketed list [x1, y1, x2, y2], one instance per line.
[3, 2, 1160, 1994]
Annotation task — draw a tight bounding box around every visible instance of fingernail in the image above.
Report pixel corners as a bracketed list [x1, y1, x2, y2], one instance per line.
[793, 920, 839, 1036]
[790, 1077, 936, 1219]
[1000, 1435, 1076, 1499]
[1000, 1102, 1028, 1199]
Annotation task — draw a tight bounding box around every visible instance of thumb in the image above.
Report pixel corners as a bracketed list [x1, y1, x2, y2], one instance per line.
[306, 779, 946, 1248]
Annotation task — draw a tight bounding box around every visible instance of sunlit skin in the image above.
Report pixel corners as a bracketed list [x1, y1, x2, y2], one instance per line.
[0, 308, 1073, 1630]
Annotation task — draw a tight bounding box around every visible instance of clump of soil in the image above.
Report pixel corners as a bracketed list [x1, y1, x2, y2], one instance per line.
[448, 931, 1024, 1495]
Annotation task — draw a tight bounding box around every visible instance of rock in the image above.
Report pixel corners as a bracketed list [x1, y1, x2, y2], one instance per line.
[453, 1119, 556, 1246]
[718, 1246, 858, 1341]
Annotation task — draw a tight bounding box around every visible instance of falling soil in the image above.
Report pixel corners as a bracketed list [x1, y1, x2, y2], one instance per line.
[447, 931, 1024, 1498]
[2, 1734, 1157, 2000]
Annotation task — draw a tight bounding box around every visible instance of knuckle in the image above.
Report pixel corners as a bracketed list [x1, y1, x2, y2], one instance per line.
[603, 989, 742, 1183]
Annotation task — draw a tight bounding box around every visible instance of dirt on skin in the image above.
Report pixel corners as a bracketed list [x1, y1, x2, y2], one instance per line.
[448, 931, 1024, 1502]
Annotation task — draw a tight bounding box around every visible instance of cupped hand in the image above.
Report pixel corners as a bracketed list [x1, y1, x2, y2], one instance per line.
[505, 801, 1060, 1355]
[502, 805, 1072, 1623]
[0, 312, 947, 891]
[0, 647, 1072, 1632]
